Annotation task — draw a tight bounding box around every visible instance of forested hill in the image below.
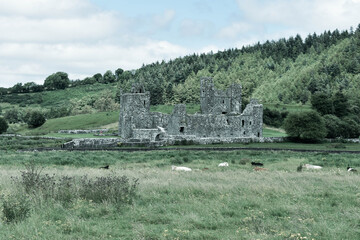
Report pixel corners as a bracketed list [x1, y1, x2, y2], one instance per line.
[123, 26, 360, 106]
[2, 25, 360, 107]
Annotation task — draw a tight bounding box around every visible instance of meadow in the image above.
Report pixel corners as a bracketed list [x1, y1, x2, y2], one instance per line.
[0, 149, 359, 239]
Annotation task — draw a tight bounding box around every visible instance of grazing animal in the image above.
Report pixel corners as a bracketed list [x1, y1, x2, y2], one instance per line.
[303, 164, 322, 169]
[218, 162, 229, 167]
[202, 168, 209, 171]
[100, 165, 109, 169]
[171, 166, 192, 172]
[251, 161, 264, 166]
[254, 167, 267, 171]
[347, 166, 357, 172]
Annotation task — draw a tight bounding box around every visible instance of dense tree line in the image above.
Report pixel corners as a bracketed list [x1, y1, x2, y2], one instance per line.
[3, 24, 360, 111]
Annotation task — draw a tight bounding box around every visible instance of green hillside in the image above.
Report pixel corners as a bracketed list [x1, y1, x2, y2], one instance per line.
[1, 25, 360, 137]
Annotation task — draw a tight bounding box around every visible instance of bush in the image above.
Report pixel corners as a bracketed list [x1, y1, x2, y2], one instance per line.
[0, 117, 8, 134]
[263, 107, 288, 127]
[323, 114, 342, 138]
[311, 92, 334, 115]
[25, 111, 46, 128]
[1, 193, 31, 223]
[340, 117, 360, 138]
[14, 159, 139, 207]
[79, 175, 139, 205]
[283, 110, 327, 142]
[4, 108, 22, 123]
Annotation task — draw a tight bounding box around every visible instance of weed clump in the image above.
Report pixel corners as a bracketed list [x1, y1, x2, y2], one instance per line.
[79, 175, 139, 205]
[1, 193, 31, 223]
[2, 159, 140, 223]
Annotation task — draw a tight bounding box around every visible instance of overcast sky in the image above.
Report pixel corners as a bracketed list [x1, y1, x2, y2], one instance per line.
[1, 0, 360, 88]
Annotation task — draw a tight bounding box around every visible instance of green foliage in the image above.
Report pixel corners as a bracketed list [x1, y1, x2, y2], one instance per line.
[332, 91, 349, 117]
[46, 106, 71, 119]
[4, 108, 22, 123]
[0, 117, 8, 134]
[323, 114, 343, 138]
[93, 90, 119, 111]
[0, 136, 68, 150]
[79, 175, 139, 205]
[102, 70, 116, 84]
[93, 73, 103, 83]
[1, 192, 31, 223]
[311, 92, 334, 115]
[263, 107, 288, 127]
[44, 72, 70, 90]
[14, 158, 139, 206]
[283, 110, 327, 142]
[25, 110, 46, 128]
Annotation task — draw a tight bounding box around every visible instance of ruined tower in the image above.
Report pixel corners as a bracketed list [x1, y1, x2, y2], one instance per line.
[200, 77, 242, 114]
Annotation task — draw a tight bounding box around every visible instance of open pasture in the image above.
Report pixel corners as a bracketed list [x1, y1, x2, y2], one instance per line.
[0, 150, 359, 239]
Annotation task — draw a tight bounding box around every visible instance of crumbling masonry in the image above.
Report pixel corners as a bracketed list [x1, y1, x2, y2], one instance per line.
[118, 77, 263, 145]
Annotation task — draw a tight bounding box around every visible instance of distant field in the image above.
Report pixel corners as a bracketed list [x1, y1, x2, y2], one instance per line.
[0, 150, 359, 239]
[262, 127, 287, 137]
[263, 103, 312, 112]
[17, 111, 119, 135]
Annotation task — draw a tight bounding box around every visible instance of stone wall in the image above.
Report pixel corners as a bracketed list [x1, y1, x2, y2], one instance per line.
[118, 77, 263, 144]
[58, 129, 109, 134]
[62, 138, 120, 149]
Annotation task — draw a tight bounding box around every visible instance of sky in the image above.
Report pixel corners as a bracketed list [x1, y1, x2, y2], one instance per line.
[1, 0, 360, 88]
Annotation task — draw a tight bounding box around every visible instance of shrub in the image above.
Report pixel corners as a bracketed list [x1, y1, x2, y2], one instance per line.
[14, 159, 139, 207]
[263, 107, 288, 127]
[4, 108, 22, 123]
[311, 92, 333, 115]
[323, 114, 342, 138]
[25, 111, 46, 128]
[283, 110, 327, 142]
[79, 175, 139, 205]
[1, 193, 31, 223]
[0, 117, 8, 134]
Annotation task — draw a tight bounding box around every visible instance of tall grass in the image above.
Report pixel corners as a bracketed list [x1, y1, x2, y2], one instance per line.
[0, 150, 359, 239]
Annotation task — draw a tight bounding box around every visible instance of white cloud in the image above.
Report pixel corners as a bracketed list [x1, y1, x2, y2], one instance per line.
[0, 41, 191, 87]
[0, 13, 119, 43]
[236, 0, 360, 35]
[0, 0, 95, 18]
[0, 1, 189, 88]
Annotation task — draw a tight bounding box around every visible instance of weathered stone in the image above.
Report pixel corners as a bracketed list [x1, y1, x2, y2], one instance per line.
[62, 138, 119, 149]
[118, 77, 263, 143]
[58, 129, 109, 134]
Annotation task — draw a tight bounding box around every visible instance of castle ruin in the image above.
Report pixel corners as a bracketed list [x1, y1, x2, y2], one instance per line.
[118, 77, 263, 145]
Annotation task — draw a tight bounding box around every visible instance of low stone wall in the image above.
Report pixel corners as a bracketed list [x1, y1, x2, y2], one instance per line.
[166, 136, 286, 145]
[58, 129, 109, 134]
[62, 138, 120, 149]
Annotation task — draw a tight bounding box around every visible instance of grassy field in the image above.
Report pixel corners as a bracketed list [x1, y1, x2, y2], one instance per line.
[263, 103, 312, 113]
[16, 111, 119, 136]
[0, 149, 359, 239]
[162, 142, 360, 152]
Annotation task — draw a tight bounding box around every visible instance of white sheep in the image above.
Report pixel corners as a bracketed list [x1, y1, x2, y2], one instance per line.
[171, 165, 192, 171]
[303, 164, 322, 169]
[218, 162, 229, 167]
